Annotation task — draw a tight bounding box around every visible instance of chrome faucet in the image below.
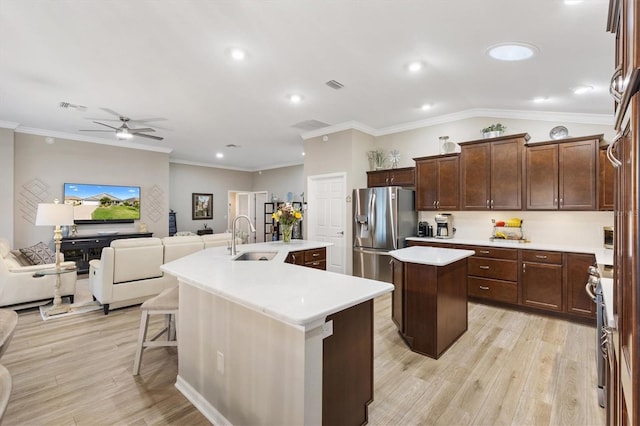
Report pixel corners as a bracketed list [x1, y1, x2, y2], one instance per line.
[231, 215, 256, 255]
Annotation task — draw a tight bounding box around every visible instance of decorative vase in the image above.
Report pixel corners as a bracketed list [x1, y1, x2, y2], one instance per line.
[282, 223, 293, 243]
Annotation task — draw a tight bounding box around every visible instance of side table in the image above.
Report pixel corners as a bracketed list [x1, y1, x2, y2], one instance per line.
[33, 266, 77, 317]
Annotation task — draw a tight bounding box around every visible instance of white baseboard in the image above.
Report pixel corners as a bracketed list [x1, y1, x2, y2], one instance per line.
[175, 375, 232, 426]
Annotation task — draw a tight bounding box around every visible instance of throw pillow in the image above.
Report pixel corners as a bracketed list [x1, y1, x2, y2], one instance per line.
[9, 249, 34, 266]
[19, 242, 56, 265]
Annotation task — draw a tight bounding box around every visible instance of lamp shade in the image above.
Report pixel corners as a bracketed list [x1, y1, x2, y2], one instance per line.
[35, 202, 74, 226]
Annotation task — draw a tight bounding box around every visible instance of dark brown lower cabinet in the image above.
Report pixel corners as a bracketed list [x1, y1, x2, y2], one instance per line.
[521, 261, 563, 312]
[397, 259, 468, 359]
[285, 247, 327, 270]
[323, 300, 373, 426]
[565, 252, 596, 317]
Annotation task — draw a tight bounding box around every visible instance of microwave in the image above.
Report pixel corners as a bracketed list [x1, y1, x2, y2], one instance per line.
[604, 226, 614, 249]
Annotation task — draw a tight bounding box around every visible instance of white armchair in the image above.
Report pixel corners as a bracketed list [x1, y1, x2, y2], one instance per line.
[0, 238, 76, 308]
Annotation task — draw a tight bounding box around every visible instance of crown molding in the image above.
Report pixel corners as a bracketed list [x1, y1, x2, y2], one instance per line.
[169, 158, 303, 173]
[0, 120, 19, 130]
[301, 108, 614, 140]
[14, 126, 174, 154]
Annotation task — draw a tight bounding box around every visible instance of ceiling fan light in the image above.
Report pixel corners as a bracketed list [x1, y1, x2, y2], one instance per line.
[116, 130, 133, 140]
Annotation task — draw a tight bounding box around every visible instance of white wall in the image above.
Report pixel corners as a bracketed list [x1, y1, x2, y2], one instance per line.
[13, 133, 170, 249]
[0, 128, 14, 244]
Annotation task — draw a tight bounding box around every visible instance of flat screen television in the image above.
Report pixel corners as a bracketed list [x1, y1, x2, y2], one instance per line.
[64, 183, 141, 224]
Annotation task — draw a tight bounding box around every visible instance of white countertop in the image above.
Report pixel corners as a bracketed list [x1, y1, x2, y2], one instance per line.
[406, 237, 614, 266]
[389, 246, 475, 266]
[161, 240, 394, 328]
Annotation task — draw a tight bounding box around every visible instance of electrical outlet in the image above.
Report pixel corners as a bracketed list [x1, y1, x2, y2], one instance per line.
[217, 351, 224, 375]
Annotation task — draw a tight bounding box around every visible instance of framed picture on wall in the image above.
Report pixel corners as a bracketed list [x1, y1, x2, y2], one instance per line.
[192, 193, 213, 220]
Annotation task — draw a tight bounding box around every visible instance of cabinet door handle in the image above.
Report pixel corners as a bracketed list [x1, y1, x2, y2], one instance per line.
[479, 265, 490, 270]
[312, 253, 320, 257]
[554, 198, 558, 206]
[291, 254, 296, 263]
[479, 286, 490, 290]
[559, 198, 563, 207]
[490, 199, 494, 208]
[523, 263, 526, 273]
[311, 261, 320, 266]
[389, 176, 394, 184]
[486, 200, 490, 209]
[479, 250, 490, 254]
[607, 135, 623, 168]
[433, 200, 437, 208]
[535, 255, 548, 259]
[609, 65, 623, 101]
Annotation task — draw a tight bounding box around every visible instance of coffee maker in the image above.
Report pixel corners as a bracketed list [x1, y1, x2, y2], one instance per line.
[435, 213, 454, 239]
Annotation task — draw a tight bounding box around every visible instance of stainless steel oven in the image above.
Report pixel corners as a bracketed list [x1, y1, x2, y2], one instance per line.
[586, 263, 612, 408]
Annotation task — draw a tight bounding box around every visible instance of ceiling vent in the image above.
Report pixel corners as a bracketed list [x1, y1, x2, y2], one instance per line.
[225, 144, 241, 148]
[325, 80, 344, 90]
[291, 120, 330, 131]
[59, 101, 87, 111]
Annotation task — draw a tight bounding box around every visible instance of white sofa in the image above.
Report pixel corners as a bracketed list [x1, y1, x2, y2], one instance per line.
[0, 238, 77, 308]
[89, 233, 235, 314]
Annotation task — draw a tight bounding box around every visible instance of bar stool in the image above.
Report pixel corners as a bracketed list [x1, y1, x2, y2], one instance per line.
[0, 364, 11, 422]
[133, 286, 179, 375]
[0, 310, 18, 359]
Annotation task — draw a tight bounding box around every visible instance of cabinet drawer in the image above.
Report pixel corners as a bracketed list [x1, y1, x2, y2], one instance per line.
[468, 277, 518, 304]
[521, 250, 563, 264]
[305, 260, 326, 270]
[458, 245, 518, 260]
[304, 248, 326, 263]
[286, 250, 305, 265]
[468, 257, 518, 281]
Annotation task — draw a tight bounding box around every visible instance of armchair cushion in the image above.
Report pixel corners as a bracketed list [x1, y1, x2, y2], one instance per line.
[19, 242, 56, 265]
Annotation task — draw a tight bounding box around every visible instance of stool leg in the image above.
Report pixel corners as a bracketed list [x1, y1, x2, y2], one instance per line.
[133, 310, 150, 375]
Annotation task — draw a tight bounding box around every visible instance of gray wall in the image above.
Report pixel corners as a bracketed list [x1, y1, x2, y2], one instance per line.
[251, 165, 304, 202]
[13, 133, 170, 249]
[169, 162, 253, 234]
[0, 128, 14, 244]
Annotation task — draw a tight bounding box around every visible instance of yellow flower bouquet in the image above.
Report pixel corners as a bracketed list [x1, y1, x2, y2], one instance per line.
[272, 203, 303, 242]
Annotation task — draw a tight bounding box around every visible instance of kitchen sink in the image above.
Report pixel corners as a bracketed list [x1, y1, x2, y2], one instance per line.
[233, 251, 278, 261]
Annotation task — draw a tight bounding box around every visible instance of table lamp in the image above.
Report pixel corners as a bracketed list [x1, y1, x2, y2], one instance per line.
[35, 199, 75, 315]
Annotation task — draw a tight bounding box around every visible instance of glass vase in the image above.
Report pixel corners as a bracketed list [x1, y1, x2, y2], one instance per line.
[282, 223, 293, 243]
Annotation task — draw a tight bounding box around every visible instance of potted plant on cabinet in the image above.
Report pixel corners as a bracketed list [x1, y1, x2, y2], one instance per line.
[482, 123, 506, 138]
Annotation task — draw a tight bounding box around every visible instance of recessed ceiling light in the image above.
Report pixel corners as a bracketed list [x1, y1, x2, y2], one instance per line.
[216, 152, 224, 158]
[573, 85, 594, 94]
[487, 42, 538, 61]
[302, 152, 306, 156]
[533, 96, 549, 103]
[407, 61, 424, 73]
[289, 94, 303, 104]
[229, 48, 246, 61]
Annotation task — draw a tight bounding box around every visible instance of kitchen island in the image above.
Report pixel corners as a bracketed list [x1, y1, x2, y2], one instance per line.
[161, 240, 393, 426]
[389, 246, 475, 359]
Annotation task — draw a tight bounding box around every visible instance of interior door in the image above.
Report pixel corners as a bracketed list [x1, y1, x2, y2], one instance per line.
[235, 192, 250, 242]
[308, 173, 346, 274]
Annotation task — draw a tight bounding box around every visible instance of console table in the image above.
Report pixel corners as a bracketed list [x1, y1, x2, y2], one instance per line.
[61, 233, 153, 274]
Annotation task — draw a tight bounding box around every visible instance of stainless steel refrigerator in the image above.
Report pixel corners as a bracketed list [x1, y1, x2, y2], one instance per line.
[353, 187, 417, 283]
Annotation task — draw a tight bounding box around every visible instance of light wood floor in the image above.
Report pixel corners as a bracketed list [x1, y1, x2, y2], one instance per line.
[1, 291, 604, 425]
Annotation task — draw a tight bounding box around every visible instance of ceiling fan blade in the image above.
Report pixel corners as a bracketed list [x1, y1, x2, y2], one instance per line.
[134, 133, 164, 141]
[79, 129, 114, 132]
[100, 107, 126, 118]
[92, 121, 120, 130]
[129, 128, 156, 133]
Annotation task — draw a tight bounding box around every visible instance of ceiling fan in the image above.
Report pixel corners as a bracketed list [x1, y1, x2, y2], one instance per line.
[80, 108, 164, 141]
